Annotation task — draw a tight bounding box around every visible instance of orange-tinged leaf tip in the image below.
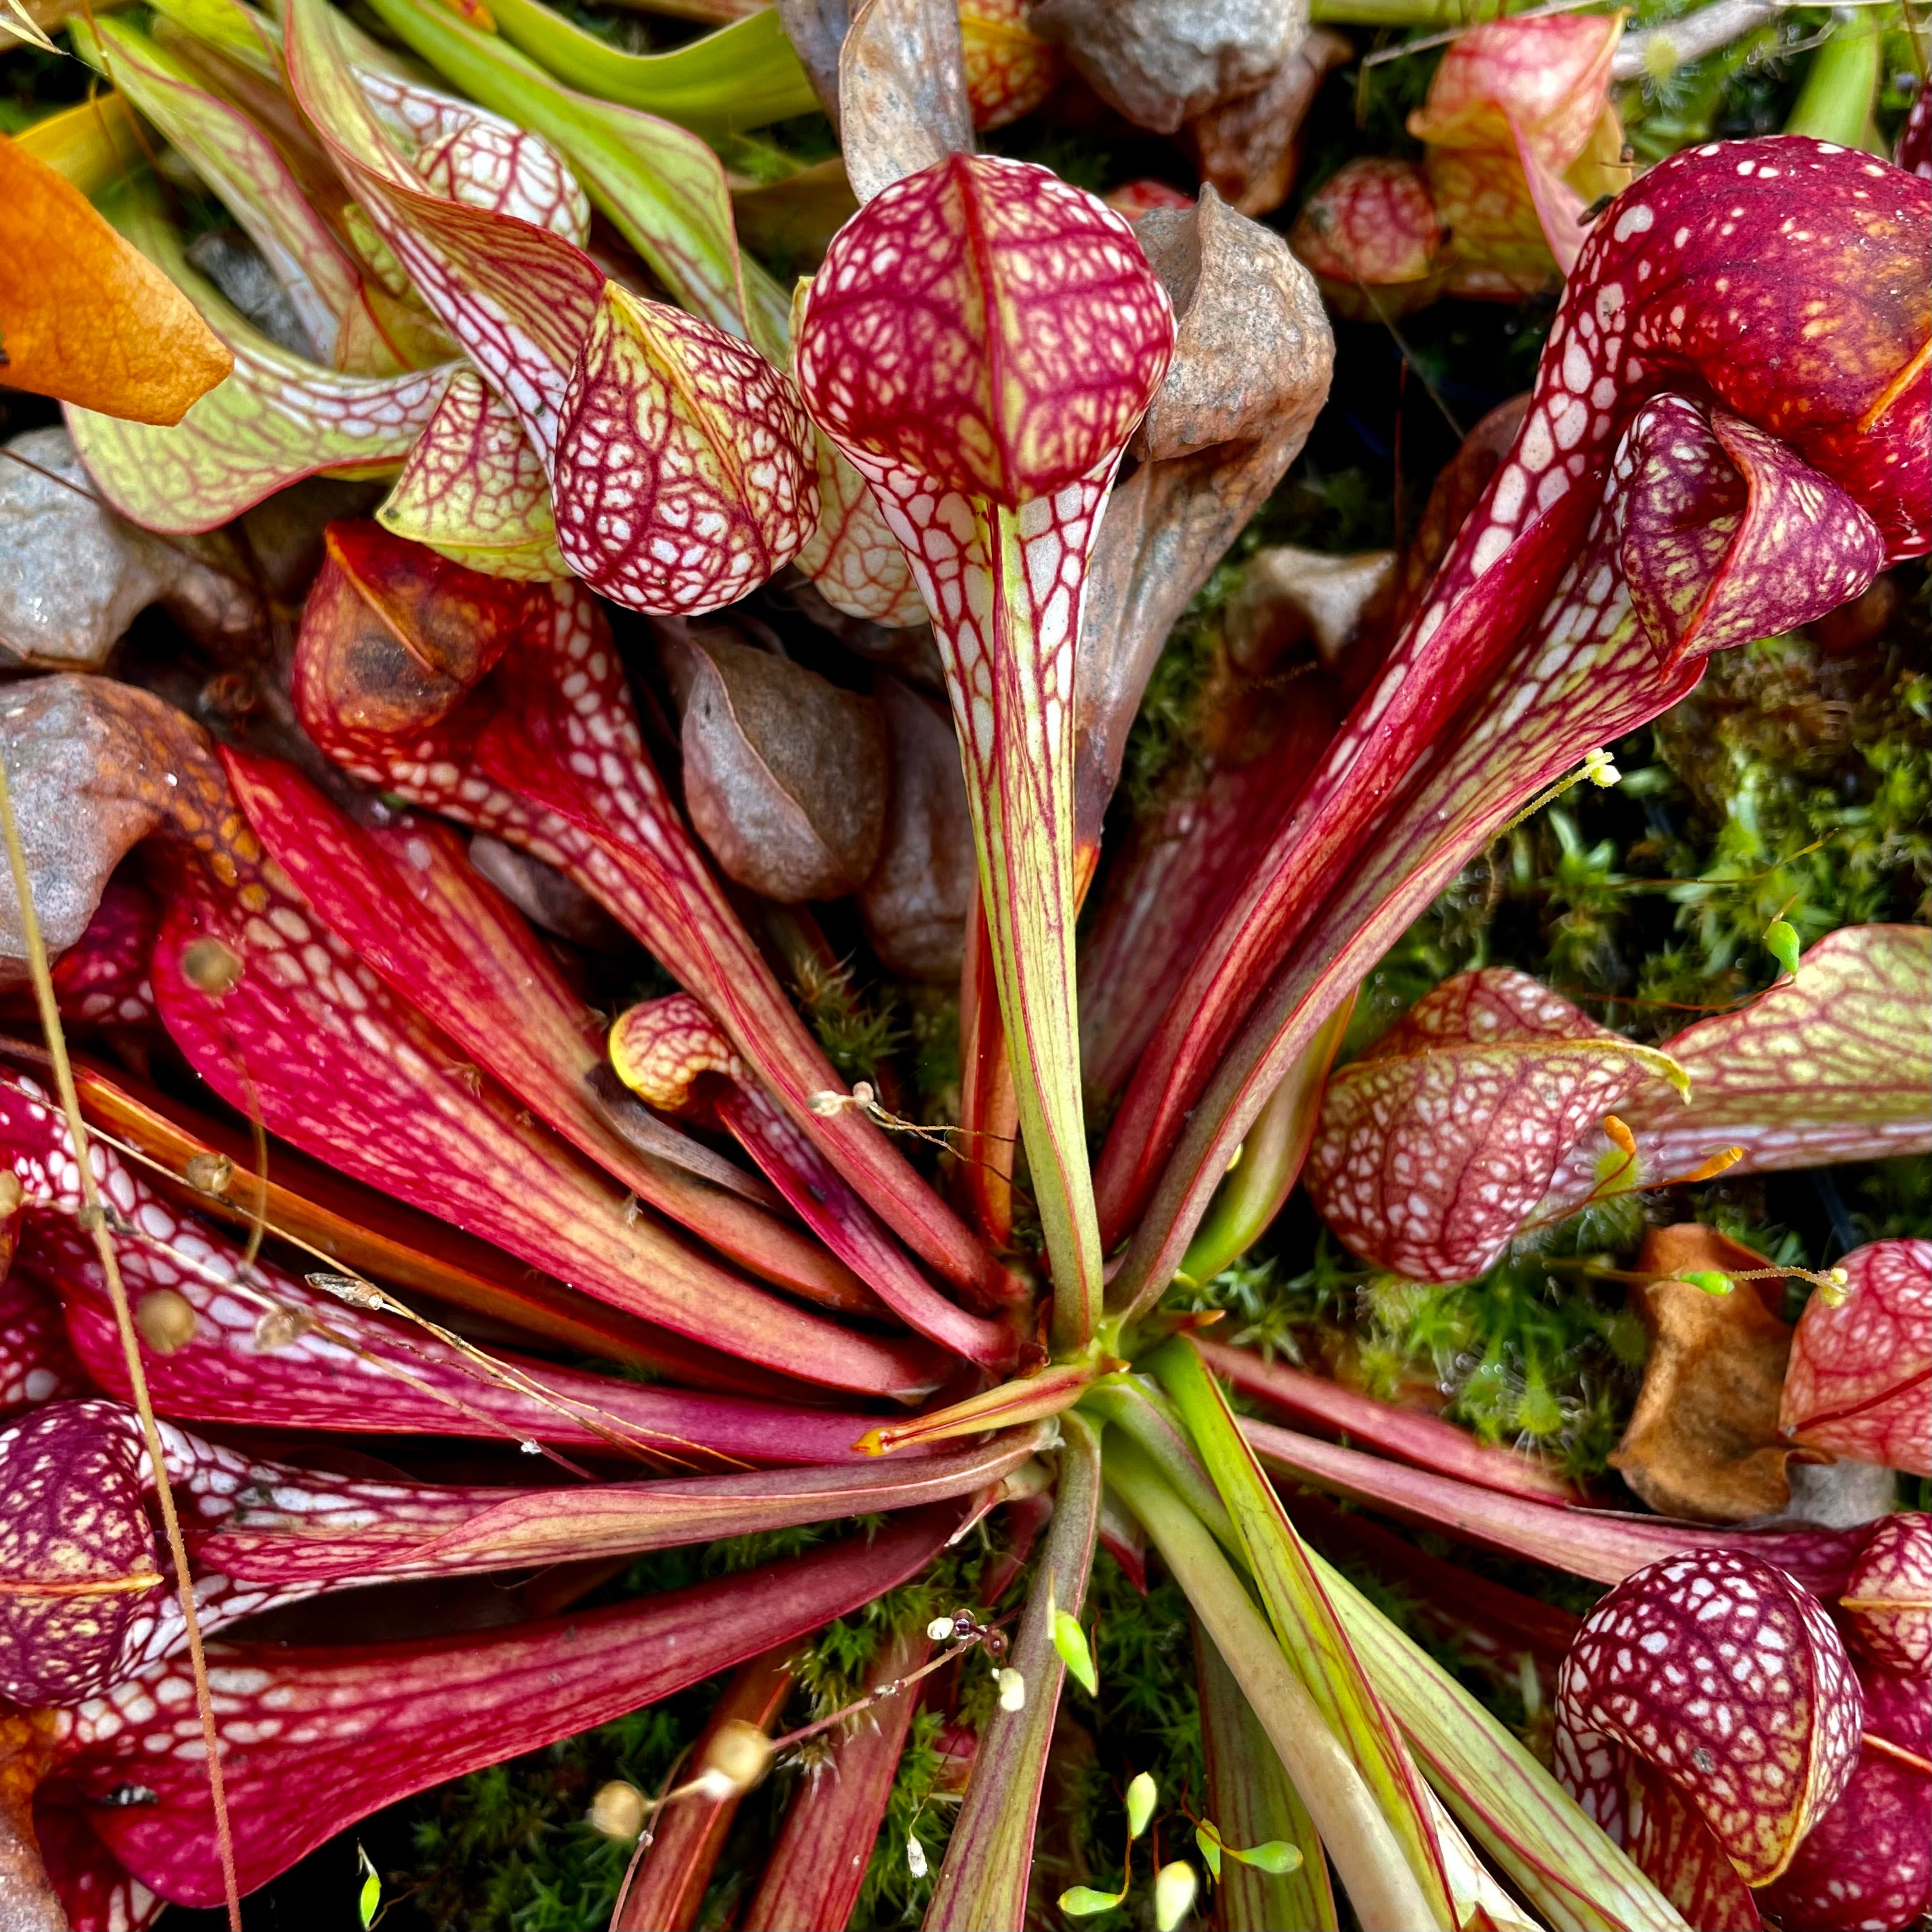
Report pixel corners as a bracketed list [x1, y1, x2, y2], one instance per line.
[0, 135, 231, 424]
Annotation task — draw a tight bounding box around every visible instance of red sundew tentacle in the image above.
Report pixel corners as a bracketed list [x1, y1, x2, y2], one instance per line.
[1782, 1239, 1932, 1475]
[1098, 140, 1922, 1249]
[1556, 1550, 1865, 1888]
[0, 1072, 910, 1462]
[292, 541, 1019, 1309]
[42, 1508, 965, 1912]
[222, 749, 880, 1321]
[1107, 390, 1886, 1310]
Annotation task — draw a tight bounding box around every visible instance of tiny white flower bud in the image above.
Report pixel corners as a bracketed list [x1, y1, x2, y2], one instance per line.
[996, 1668, 1025, 1712]
[698, 1718, 772, 1797]
[906, 1835, 928, 1879]
[927, 1617, 956, 1643]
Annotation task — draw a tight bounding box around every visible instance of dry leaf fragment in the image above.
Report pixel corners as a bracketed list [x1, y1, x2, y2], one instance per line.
[1029, 0, 1305, 134]
[1224, 547, 1395, 676]
[837, 0, 974, 203]
[1611, 1226, 1804, 1524]
[857, 675, 976, 980]
[1075, 187, 1332, 847]
[671, 633, 889, 903]
[0, 428, 259, 673]
[1187, 28, 1350, 217]
[0, 134, 231, 424]
[0, 676, 203, 999]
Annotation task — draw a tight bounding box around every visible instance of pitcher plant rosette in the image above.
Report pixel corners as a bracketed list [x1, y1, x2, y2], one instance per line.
[0, 0, 1928, 1926]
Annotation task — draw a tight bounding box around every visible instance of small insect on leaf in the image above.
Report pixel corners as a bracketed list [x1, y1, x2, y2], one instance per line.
[1764, 918, 1802, 979]
[1053, 1607, 1099, 1697]
[1125, 1771, 1157, 1840]
[1681, 1269, 1734, 1296]
[356, 1844, 380, 1929]
[1058, 1884, 1128, 1915]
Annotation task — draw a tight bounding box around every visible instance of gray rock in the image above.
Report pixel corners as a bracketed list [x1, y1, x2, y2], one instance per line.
[1029, 0, 1305, 133]
[0, 428, 259, 673]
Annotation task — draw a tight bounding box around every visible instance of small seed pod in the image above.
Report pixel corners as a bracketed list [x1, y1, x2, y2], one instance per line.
[697, 1717, 772, 1798]
[588, 1780, 646, 1840]
[183, 1153, 234, 1197]
[133, 1288, 197, 1355]
[996, 1667, 1026, 1712]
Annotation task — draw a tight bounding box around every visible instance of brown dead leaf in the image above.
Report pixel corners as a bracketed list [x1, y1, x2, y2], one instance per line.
[1612, 1226, 1804, 1523]
[0, 134, 231, 425]
[1224, 546, 1395, 677]
[0, 676, 206, 996]
[671, 633, 888, 903]
[1075, 186, 1333, 845]
[837, 0, 974, 203]
[1188, 28, 1351, 217]
[857, 674, 974, 980]
[1029, 0, 1304, 133]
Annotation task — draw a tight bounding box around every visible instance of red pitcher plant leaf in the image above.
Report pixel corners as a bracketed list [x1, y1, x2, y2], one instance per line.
[1302, 968, 1688, 1284]
[1289, 158, 1448, 319]
[1410, 13, 1626, 287]
[375, 367, 568, 579]
[292, 522, 1016, 1310]
[284, 0, 817, 615]
[1839, 1511, 1932, 1678]
[0, 1070, 918, 1456]
[43, 877, 158, 1036]
[1555, 1552, 1865, 1891]
[1782, 1239, 1932, 1476]
[34, 1505, 964, 1914]
[1100, 139, 1921, 1311]
[1244, 1414, 1885, 1592]
[1196, 1335, 1579, 1505]
[0, 1395, 1042, 1701]
[67, 184, 456, 536]
[0, 1274, 85, 1416]
[99, 690, 942, 1396]
[610, 994, 1014, 1367]
[795, 152, 1174, 1349]
[1759, 1666, 1931, 1932]
[741, 1621, 931, 1932]
[14, 1042, 701, 1372]
[73, 16, 382, 373]
[1541, 925, 1932, 1224]
[960, 0, 1059, 129]
[363, 0, 925, 624]
[218, 745, 878, 1323]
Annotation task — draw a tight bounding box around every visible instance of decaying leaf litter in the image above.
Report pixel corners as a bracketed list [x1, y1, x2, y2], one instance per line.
[0, 0, 1926, 1926]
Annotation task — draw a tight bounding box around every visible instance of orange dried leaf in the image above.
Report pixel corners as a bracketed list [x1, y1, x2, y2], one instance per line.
[1612, 1226, 1802, 1523]
[0, 135, 231, 424]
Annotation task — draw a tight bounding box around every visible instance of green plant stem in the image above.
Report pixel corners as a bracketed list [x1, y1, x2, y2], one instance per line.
[1178, 995, 1355, 1287]
[1080, 1375, 1239, 1553]
[1784, 11, 1882, 147]
[1148, 1340, 1458, 1929]
[1102, 1437, 1438, 1932]
[922, 1410, 1102, 1932]
[1196, 1615, 1339, 1932]
[1312, 1551, 1691, 1932]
